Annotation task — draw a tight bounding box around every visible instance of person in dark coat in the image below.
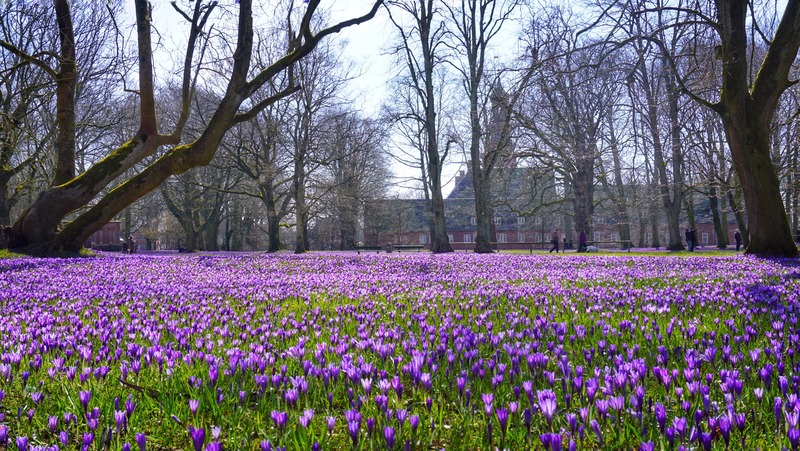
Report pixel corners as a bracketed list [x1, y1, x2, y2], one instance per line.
[685, 228, 693, 252]
[549, 229, 560, 253]
[578, 230, 587, 252]
[734, 229, 742, 251]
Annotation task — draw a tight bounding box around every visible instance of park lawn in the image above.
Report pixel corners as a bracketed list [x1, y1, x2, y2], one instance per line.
[0, 252, 798, 450]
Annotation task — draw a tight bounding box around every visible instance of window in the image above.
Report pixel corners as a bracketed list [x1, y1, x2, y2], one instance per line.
[645, 232, 652, 243]
[494, 215, 502, 226]
[534, 216, 542, 225]
[470, 217, 477, 225]
[518, 233, 525, 243]
[447, 234, 453, 243]
[610, 233, 619, 242]
[498, 233, 507, 243]
[517, 216, 526, 225]
[702, 233, 709, 244]
[535, 233, 542, 243]
[419, 234, 427, 244]
[594, 232, 602, 242]
[665, 232, 670, 243]
[463, 233, 472, 243]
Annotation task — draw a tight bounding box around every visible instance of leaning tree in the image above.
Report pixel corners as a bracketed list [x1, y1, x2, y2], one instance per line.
[1, 0, 381, 253]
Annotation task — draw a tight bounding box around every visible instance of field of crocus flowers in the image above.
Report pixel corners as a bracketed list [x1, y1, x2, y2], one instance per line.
[0, 252, 799, 450]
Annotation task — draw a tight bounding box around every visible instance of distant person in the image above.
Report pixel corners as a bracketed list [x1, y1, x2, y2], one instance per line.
[126, 235, 135, 254]
[578, 230, 587, 252]
[549, 229, 560, 253]
[685, 227, 695, 252]
[734, 229, 742, 251]
[691, 228, 698, 251]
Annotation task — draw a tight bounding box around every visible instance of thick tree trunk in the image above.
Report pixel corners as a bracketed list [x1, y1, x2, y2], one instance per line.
[713, 0, 799, 256]
[571, 146, 594, 236]
[8, 0, 381, 254]
[723, 118, 796, 255]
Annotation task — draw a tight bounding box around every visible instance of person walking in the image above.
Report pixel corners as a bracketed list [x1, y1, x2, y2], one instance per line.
[578, 230, 587, 252]
[549, 229, 560, 253]
[685, 228, 693, 252]
[734, 229, 742, 251]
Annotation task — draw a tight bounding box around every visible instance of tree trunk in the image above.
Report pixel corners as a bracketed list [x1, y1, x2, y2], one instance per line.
[713, 0, 799, 256]
[723, 117, 796, 255]
[53, 0, 77, 185]
[472, 168, 493, 253]
[571, 141, 594, 237]
[294, 156, 307, 254]
[726, 187, 749, 247]
[709, 185, 727, 248]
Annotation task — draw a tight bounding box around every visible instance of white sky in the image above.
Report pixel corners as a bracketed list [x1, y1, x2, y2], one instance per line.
[134, 1, 498, 196]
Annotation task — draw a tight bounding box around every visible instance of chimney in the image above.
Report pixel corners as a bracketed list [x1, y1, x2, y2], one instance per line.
[455, 170, 465, 185]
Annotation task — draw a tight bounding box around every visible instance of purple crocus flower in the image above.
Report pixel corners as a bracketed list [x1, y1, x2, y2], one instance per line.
[347, 420, 360, 447]
[114, 410, 127, 433]
[590, 419, 603, 447]
[537, 390, 557, 425]
[700, 431, 712, 451]
[79, 390, 91, 411]
[482, 393, 494, 416]
[270, 411, 288, 432]
[409, 415, 420, 433]
[789, 427, 800, 451]
[16, 436, 28, 451]
[48, 415, 59, 433]
[300, 409, 314, 428]
[189, 426, 205, 451]
[260, 440, 272, 451]
[60, 430, 70, 446]
[654, 403, 667, 432]
[496, 407, 509, 434]
[135, 432, 146, 451]
[189, 399, 200, 417]
[384, 426, 396, 450]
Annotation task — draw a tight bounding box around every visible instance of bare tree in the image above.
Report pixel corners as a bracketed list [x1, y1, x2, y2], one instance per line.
[386, 0, 453, 253]
[2, 0, 381, 253]
[444, 0, 521, 253]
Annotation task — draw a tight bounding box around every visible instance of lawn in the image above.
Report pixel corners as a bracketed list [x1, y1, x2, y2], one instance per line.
[0, 252, 798, 450]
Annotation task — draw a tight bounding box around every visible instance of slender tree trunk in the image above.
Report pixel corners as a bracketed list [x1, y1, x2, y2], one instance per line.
[294, 157, 306, 254]
[261, 181, 282, 253]
[709, 185, 727, 248]
[53, 0, 77, 185]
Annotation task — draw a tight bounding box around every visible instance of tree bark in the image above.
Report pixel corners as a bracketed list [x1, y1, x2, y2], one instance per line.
[708, 185, 727, 248]
[712, 0, 799, 256]
[53, 0, 77, 185]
